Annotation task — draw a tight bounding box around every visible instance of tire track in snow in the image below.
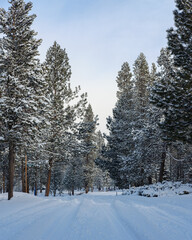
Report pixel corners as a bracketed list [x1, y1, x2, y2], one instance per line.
[111, 199, 146, 240]
[134, 202, 192, 240]
[37, 198, 84, 240]
[0, 198, 81, 240]
[0, 198, 55, 225]
[18, 198, 82, 240]
[113, 198, 192, 240]
[64, 197, 139, 240]
[0, 199, 60, 240]
[1, 193, 192, 240]
[112, 199, 167, 240]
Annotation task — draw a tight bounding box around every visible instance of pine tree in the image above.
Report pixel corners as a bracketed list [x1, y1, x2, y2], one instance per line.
[42, 41, 87, 196]
[148, 62, 167, 183]
[151, 47, 181, 139]
[150, 63, 157, 87]
[133, 53, 150, 114]
[105, 62, 135, 188]
[152, 0, 192, 144]
[43, 41, 72, 196]
[151, 48, 192, 182]
[0, 0, 43, 199]
[166, 0, 192, 143]
[63, 136, 84, 195]
[130, 53, 151, 186]
[79, 104, 98, 193]
[93, 131, 110, 191]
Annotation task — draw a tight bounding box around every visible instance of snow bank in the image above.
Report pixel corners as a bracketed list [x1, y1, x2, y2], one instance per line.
[124, 181, 192, 197]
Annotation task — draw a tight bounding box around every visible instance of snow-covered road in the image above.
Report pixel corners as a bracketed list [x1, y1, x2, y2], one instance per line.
[0, 192, 192, 240]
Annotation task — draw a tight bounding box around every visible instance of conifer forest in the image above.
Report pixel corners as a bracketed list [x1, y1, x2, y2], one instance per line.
[0, 0, 192, 202]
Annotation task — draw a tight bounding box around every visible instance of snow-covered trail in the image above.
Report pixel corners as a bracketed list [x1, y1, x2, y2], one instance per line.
[0, 192, 192, 240]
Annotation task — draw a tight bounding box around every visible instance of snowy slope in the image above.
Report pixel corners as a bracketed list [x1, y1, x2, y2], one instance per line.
[0, 191, 192, 240]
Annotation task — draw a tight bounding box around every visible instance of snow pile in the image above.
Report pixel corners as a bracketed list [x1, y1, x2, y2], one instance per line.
[124, 181, 192, 197]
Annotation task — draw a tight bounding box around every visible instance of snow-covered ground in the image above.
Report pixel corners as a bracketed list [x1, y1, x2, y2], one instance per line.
[124, 181, 192, 197]
[0, 189, 192, 240]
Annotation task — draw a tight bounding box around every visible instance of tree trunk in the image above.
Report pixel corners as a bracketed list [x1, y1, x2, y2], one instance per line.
[53, 189, 56, 197]
[6, 175, 9, 193]
[159, 144, 167, 183]
[27, 180, 29, 193]
[8, 141, 15, 200]
[45, 158, 53, 197]
[25, 152, 28, 193]
[148, 176, 152, 185]
[85, 185, 89, 194]
[34, 167, 37, 196]
[140, 167, 144, 186]
[21, 158, 25, 192]
[3, 168, 6, 193]
[85, 154, 90, 194]
[71, 186, 74, 196]
[40, 167, 42, 193]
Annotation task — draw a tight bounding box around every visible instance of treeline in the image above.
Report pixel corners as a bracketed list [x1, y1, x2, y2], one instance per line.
[0, 0, 112, 200]
[98, 0, 192, 188]
[99, 51, 192, 189]
[0, 0, 192, 200]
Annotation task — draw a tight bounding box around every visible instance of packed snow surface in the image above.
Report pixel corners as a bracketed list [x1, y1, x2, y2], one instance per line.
[0, 190, 192, 240]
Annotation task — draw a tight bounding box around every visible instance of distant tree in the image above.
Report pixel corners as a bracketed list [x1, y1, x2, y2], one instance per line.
[133, 53, 150, 115]
[79, 104, 98, 193]
[92, 131, 110, 191]
[150, 63, 157, 87]
[63, 138, 84, 195]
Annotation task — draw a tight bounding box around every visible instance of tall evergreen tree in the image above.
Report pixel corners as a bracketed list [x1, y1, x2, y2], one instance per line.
[150, 47, 192, 182]
[130, 53, 151, 185]
[166, 0, 192, 143]
[148, 62, 167, 183]
[43, 41, 87, 196]
[43, 41, 74, 196]
[0, 0, 43, 199]
[105, 62, 134, 188]
[152, 0, 192, 144]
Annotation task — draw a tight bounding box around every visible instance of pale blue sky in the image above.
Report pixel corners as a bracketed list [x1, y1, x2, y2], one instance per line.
[1, 0, 175, 132]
